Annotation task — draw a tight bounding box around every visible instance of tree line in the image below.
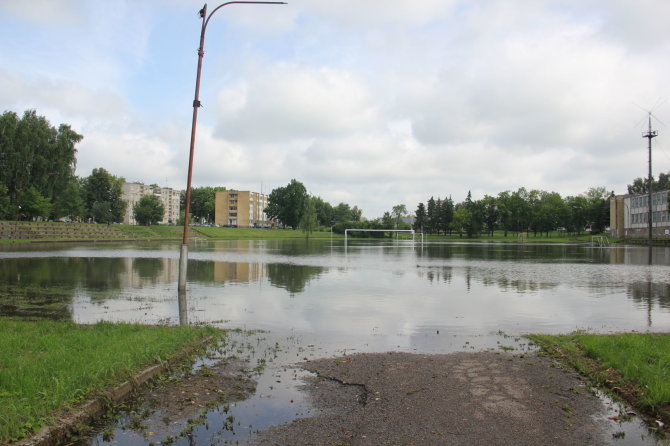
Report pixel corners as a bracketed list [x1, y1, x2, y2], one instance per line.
[264, 179, 363, 233]
[0, 110, 130, 223]
[412, 187, 612, 237]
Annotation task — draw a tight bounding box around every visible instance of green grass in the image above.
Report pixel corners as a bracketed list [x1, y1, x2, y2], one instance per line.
[529, 333, 670, 418]
[196, 226, 337, 239]
[0, 319, 217, 443]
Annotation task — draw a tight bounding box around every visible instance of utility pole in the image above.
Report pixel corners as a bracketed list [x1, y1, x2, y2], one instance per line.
[643, 113, 657, 255]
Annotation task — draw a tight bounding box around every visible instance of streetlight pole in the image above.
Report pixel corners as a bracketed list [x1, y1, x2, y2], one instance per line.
[178, 1, 286, 291]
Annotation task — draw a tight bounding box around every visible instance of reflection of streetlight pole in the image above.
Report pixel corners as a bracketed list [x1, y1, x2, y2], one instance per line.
[178, 1, 287, 291]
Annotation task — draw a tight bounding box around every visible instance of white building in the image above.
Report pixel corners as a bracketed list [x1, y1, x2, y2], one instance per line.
[610, 190, 670, 238]
[122, 182, 181, 225]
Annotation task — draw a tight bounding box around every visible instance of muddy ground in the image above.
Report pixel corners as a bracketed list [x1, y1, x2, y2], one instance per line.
[250, 351, 616, 446]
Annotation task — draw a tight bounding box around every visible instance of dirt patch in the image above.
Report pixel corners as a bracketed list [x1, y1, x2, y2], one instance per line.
[250, 351, 612, 446]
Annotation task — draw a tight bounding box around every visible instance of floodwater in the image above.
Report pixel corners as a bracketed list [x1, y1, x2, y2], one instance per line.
[1, 239, 669, 445]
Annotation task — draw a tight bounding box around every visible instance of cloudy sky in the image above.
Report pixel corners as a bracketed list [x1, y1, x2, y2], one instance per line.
[1, 0, 669, 218]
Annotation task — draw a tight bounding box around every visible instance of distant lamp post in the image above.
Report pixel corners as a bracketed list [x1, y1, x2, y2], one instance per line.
[178, 1, 287, 291]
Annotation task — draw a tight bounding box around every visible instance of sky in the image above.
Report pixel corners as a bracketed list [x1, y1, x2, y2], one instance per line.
[1, 0, 669, 219]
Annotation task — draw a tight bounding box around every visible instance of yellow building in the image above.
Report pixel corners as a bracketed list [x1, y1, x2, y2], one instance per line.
[214, 190, 271, 228]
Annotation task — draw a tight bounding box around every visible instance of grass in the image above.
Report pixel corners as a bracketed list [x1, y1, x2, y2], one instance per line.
[195, 226, 337, 239]
[529, 333, 670, 422]
[0, 319, 217, 443]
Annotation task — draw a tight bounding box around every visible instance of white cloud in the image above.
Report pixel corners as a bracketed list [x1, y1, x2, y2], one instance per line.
[215, 63, 379, 142]
[0, 69, 127, 121]
[2, 0, 670, 219]
[0, 0, 84, 25]
[77, 132, 180, 185]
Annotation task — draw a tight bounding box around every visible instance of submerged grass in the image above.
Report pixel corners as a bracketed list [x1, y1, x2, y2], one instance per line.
[0, 318, 217, 443]
[529, 332, 670, 422]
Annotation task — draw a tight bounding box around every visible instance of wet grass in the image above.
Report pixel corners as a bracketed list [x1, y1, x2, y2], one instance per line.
[0, 318, 217, 443]
[196, 226, 337, 239]
[528, 332, 670, 424]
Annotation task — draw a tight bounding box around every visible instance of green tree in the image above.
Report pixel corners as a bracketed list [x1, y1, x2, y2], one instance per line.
[565, 195, 589, 234]
[452, 206, 472, 237]
[426, 196, 437, 234]
[52, 178, 84, 221]
[414, 202, 426, 232]
[82, 168, 127, 223]
[0, 110, 81, 219]
[299, 196, 319, 237]
[585, 187, 610, 234]
[480, 195, 499, 236]
[133, 194, 165, 226]
[532, 191, 567, 237]
[184, 186, 225, 223]
[438, 197, 454, 234]
[627, 172, 669, 195]
[22, 186, 52, 220]
[509, 188, 531, 233]
[264, 179, 308, 229]
[351, 205, 363, 222]
[0, 184, 10, 219]
[312, 196, 334, 226]
[391, 204, 407, 229]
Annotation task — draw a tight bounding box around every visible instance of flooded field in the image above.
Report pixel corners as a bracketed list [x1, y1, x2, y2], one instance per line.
[1, 239, 669, 444]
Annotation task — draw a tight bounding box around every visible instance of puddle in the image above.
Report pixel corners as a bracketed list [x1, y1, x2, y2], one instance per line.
[81, 330, 666, 446]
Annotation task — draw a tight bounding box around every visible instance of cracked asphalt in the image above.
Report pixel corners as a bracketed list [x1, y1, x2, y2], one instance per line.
[250, 351, 612, 446]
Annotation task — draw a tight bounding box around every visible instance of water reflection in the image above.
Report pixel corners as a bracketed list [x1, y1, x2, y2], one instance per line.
[0, 241, 669, 335]
[266, 263, 324, 294]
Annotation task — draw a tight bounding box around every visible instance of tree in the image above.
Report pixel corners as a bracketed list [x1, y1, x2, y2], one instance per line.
[438, 197, 454, 234]
[183, 186, 225, 223]
[391, 204, 407, 229]
[299, 196, 319, 237]
[496, 191, 513, 236]
[133, 194, 165, 226]
[509, 188, 531, 233]
[312, 196, 334, 226]
[627, 172, 670, 195]
[350, 206, 363, 222]
[264, 179, 308, 229]
[0, 110, 82, 219]
[480, 195, 499, 236]
[585, 187, 610, 234]
[22, 186, 52, 220]
[426, 197, 437, 234]
[532, 191, 567, 236]
[82, 168, 127, 223]
[52, 178, 84, 221]
[452, 207, 472, 237]
[414, 202, 426, 232]
[0, 185, 10, 219]
[565, 195, 589, 234]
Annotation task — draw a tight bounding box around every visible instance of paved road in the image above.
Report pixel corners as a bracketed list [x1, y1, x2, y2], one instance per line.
[251, 351, 613, 445]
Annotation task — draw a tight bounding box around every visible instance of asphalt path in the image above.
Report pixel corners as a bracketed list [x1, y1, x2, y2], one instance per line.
[250, 351, 613, 445]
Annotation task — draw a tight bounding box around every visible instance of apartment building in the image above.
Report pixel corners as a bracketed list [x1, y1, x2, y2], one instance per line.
[610, 190, 670, 238]
[214, 190, 271, 228]
[122, 182, 181, 225]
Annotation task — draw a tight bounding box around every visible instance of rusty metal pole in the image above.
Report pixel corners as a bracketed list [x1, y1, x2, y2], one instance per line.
[178, 1, 286, 292]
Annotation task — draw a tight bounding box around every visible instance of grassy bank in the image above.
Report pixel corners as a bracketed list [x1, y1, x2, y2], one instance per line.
[529, 333, 670, 424]
[196, 226, 337, 239]
[0, 319, 217, 443]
